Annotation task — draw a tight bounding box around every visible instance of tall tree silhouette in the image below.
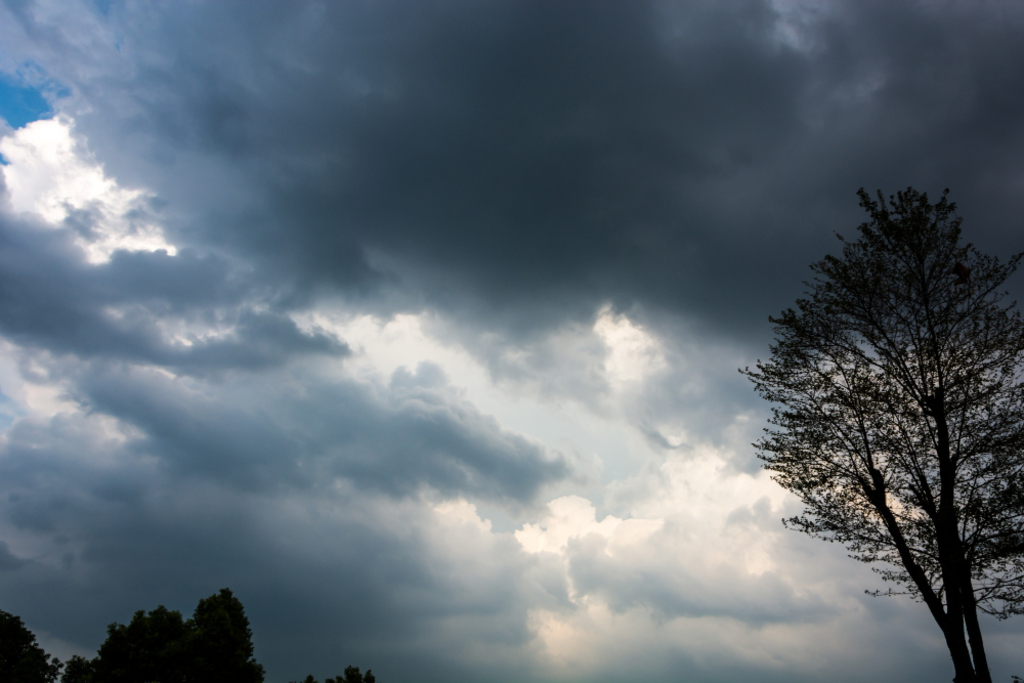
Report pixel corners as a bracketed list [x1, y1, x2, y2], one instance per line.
[745, 188, 1024, 683]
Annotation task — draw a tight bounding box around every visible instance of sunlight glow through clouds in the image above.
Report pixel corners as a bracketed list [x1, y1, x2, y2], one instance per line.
[297, 303, 791, 589]
[292, 308, 650, 489]
[515, 494, 662, 555]
[433, 498, 494, 534]
[0, 117, 176, 262]
[510, 444, 799, 672]
[593, 306, 666, 386]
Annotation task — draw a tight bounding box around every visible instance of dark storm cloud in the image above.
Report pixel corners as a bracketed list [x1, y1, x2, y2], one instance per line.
[0, 540, 26, 570]
[0, 203, 569, 499]
[0, 211, 347, 373]
[22, 0, 1022, 345]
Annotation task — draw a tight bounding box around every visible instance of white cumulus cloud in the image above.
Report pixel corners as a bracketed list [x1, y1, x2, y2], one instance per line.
[1, 116, 176, 262]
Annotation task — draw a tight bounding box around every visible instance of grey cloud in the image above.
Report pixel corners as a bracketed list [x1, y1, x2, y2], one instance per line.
[62, 359, 571, 503]
[0, 213, 347, 373]
[21, 0, 1020, 348]
[0, 405, 560, 681]
[564, 526, 830, 625]
[0, 540, 26, 571]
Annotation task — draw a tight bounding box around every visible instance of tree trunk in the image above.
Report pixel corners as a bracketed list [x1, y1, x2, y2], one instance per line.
[939, 612, 977, 683]
[860, 467, 976, 682]
[959, 570, 992, 683]
[935, 524, 976, 682]
[931, 394, 980, 683]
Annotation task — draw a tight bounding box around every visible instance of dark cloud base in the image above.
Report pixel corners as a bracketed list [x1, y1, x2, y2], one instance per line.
[47, 0, 1024, 343]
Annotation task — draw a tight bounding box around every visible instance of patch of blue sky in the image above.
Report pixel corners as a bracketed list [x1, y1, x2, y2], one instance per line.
[0, 387, 18, 432]
[0, 68, 68, 130]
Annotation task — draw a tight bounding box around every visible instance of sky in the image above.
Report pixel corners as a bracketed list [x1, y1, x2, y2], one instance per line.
[0, 1, 1023, 681]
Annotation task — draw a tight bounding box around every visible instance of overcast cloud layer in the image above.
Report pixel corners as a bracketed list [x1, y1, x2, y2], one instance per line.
[1, 1, 1023, 681]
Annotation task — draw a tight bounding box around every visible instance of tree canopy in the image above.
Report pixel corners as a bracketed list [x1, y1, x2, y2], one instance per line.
[90, 605, 190, 682]
[0, 609, 62, 683]
[5, 589, 376, 683]
[745, 188, 1024, 683]
[186, 588, 265, 683]
[290, 666, 376, 683]
[62, 588, 263, 683]
[63, 588, 264, 683]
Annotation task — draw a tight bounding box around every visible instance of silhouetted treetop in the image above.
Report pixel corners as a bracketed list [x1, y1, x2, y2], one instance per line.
[60, 588, 264, 683]
[290, 665, 376, 683]
[745, 187, 1024, 683]
[0, 609, 61, 683]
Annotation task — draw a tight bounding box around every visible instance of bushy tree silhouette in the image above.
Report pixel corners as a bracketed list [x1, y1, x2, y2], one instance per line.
[290, 665, 376, 683]
[60, 588, 264, 683]
[0, 609, 61, 683]
[91, 605, 189, 682]
[186, 588, 264, 683]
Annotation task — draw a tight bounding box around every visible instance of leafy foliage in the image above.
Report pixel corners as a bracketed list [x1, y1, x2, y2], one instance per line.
[290, 665, 376, 683]
[5, 591, 375, 683]
[0, 609, 62, 683]
[91, 605, 190, 682]
[186, 588, 265, 683]
[61, 588, 264, 683]
[745, 188, 1024, 682]
[57, 656, 94, 683]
